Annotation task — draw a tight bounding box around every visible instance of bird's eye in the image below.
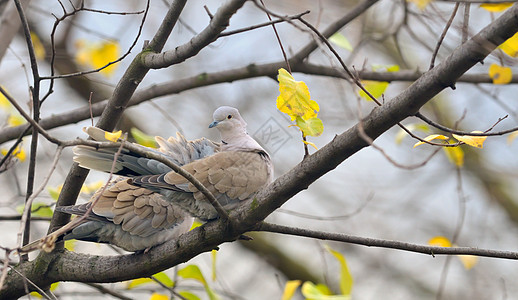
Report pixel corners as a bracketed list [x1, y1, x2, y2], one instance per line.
[227, 115, 232, 119]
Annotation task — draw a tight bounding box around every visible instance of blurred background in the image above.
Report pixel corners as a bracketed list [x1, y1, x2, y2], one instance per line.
[1, 0, 517, 299]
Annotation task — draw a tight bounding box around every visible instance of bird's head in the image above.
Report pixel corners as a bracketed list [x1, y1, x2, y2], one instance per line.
[209, 106, 247, 134]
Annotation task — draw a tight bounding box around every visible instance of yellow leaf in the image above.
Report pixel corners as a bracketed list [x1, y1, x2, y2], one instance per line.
[80, 181, 104, 194]
[1, 145, 26, 162]
[131, 128, 158, 148]
[413, 134, 449, 148]
[428, 236, 452, 247]
[372, 64, 400, 72]
[190, 220, 203, 231]
[149, 293, 169, 300]
[358, 81, 389, 100]
[211, 249, 217, 281]
[303, 139, 318, 150]
[458, 255, 478, 270]
[30, 32, 46, 60]
[507, 131, 518, 144]
[488, 64, 512, 84]
[47, 185, 63, 201]
[93, 41, 119, 76]
[277, 68, 319, 121]
[64, 239, 75, 251]
[429, 237, 478, 270]
[104, 130, 122, 142]
[296, 116, 324, 137]
[301, 282, 351, 300]
[443, 142, 464, 167]
[452, 131, 487, 148]
[395, 123, 430, 145]
[499, 32, 518, 57]
[407, 0, 432, 10]
[315, 283, 334, 295]
[75, 40, 120, 77]
[480, 3, 513, 12]
[8, 114, 26, 126]
[324, 245, 353, 296]
[281, 280, 301, 300]
[329, 33, 353, 51]
[30, 283, 59, 298]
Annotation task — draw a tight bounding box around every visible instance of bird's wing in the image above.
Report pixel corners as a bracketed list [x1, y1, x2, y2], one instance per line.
[57, 179, 191, 238]
[133, 150, 272, 204]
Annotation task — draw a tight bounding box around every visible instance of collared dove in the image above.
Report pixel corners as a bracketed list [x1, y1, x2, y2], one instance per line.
[56, 106, 273, 251]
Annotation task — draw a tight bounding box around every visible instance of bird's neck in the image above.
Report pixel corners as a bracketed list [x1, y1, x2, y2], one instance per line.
[220, 130, 264, 152]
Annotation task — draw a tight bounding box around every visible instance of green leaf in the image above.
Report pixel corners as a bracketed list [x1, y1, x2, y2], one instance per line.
[329, 33, 353, 51]
[16, 202, 53, 218]
[178, 265, 220, 300]
[324, 245, 353, 296]
[358, 81, 389, 100]
[296, 116, 324, 137]
[153, 272, 174, 287]
[126, 272, 174, 289]
[131, 127, 158, 148]
[179, 291, 201, 300]
[47, 186, 61, 201]
[301, 282, 351, 300]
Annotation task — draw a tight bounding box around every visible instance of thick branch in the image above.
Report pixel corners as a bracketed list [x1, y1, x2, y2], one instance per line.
[142, 0, 247, 68]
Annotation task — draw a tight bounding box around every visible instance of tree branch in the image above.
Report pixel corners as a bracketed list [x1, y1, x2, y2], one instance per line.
[257, 222, 518, 259]
[142, 0, 247, 68]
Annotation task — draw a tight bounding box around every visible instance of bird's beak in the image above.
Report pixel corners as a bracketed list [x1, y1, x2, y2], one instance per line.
[209, 121, 219, 128]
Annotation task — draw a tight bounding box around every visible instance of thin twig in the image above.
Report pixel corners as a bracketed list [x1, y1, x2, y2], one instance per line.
[14, 0, 42, 261]
[429, 3, 460, 70]
[0, 249, 12, 292]
[416, 112, 514, 136]
[7, 267, 56, 299]
[42, 0, 151, 80]
[219, 10, 310, 37]
[276, 192, 375, 220]
[257, 222, 518, 260]
[82, 283, 133, 300]
[16, 147, 63, 251]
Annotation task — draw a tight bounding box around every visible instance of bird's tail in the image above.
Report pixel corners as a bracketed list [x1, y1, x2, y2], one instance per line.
[73, 127, 219, 176]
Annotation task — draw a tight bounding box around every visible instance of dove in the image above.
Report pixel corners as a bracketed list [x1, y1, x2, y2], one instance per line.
[131, 106, 274, 219]
[54, 130, 216, 251]
[57, 106, 273, 251]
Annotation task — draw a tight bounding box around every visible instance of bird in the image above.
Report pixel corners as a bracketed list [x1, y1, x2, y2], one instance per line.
[56, 106, 273, 251]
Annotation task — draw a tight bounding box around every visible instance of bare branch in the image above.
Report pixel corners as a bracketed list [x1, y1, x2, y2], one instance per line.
[257, 222, 518, 260]
[142, 0, 247, 68]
